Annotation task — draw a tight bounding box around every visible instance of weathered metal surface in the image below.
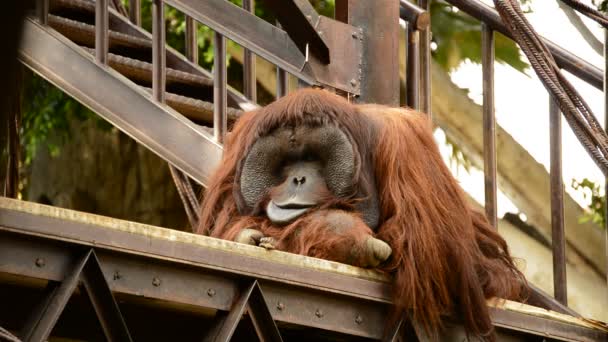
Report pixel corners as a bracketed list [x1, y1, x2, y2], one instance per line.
[490, 302, 607, 341]
[20, 252, 87, 341]
[128, 0, 140, 26]
[246, 282, 283, 341]
[152, 0, 165, 103]
[242, 0, 256, 102]
[482, 23, 497, 228]
[261, 0, 329, 64]
[335, 0, 400, 105]
[214, 33, 227, 144]
[37, 0, 49, 25]
[445, 0, 603, 90]
[308, 17, 362, 95]
[550, 98, 568, 305]
[415, 0, 431, 116]
[277, 68, 288, 98]
[80, 251, 133, 342]
[94, 0, 108, 64]
[18, 18, 222, 186]
[1, 198, 607, 341]
[185, 16, 198, 64]
[164, 0, 314, 85]
[400, 0, 430, 30]
[406, 24, 420, 110]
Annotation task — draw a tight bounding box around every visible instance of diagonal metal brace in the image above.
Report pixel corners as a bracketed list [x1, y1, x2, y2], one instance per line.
[205, 280, 282, 342]
[260, 0, 330, 64]
[19, 249, 132, 342]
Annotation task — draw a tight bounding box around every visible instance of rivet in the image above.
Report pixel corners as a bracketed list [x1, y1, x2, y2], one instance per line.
[207, 288, 216, 297]
[350, 79, 357, 87]
[315, 309, 324, 318]
[152, 277, 161, 287]
[352, 32, 358, 39]
[355, 314, 363, 324]
[306, 15, 312, 21]
[277, 302, 285, 311]
[35, 258, 45, 267]
[113, 271, 122, 280]
[318, 30, 323, 35]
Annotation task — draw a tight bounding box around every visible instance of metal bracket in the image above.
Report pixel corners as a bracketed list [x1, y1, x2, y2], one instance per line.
[20, 249, 132, 342]
[205, 280, 282, 342]
[307, 16, 363, 95]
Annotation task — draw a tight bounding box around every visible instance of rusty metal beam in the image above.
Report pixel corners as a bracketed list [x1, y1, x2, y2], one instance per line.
[20, 253, 87, 342]
[247, 282, 282, 341]
[163, 0, 315, 85]
[18, 18, 222, 186]
[482, 24, 497, 228]
[80, 251, 133, 342]
[550, 98, 568, 305]
[336, 0, 399, 105]
[1, 201, 606, 340]
[260, 0, 329, 64]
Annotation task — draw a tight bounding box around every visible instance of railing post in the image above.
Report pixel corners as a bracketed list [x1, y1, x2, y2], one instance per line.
[185, 16, 198, 64]
[604, 29, 608, 294]
[37, 0, 49, 25]
[152, 0, 166, 103]
[243, 0, 257, 102]
[417, 0, 431, 116]
[335, 0, 400, 105]
[214, 33, 227, 143]
[129, 0, 141, 27]
[549, 98, 567, 305]
[95, 0, 109, 65]
[482, 23, 497, 228]
[406, 25, 420, 110]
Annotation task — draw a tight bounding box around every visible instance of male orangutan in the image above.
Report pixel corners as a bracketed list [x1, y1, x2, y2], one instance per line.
[197, 88, 527, 340]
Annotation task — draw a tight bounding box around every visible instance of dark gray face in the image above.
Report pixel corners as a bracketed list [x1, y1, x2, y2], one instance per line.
[237, 124, 380, 229]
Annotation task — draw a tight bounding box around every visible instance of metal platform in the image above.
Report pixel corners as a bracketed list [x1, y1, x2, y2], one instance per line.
[0, 197, 606, 341]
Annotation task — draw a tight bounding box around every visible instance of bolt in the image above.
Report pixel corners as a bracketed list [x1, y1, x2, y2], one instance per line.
[350, 79, 357, 87]
[35, 258, 45, 267]
[355, 314, 363, 324]
[315, 309, 324, 318]
[152, 277, 161, 287]
[113, 271, 122, 280]
[207, 288, 216, 297]
[277, 302, 285, 311]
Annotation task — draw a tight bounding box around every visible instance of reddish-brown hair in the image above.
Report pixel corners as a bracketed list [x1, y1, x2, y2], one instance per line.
[197, 89, 527, 340]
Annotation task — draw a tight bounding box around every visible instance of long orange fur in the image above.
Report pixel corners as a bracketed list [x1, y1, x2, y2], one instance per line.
[197, 89, 527, 340]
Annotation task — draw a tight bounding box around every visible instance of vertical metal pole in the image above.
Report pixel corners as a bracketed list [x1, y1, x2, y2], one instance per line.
[129, 0, 141, 27]
[275, 21, 288, 99]
[276, 69, 288, 98]
[214, 33, 227, 143]
[417, 0, 431, 117]
[482, 24, 497, 228]
[95, 0, 109, 65]
[152, 0, 165, 103]
[550, 98, 568, 305]
[185, 16, 198, 64]
[604, 29, 608, 294]
[406, 26, 420, 110]
[37, 0, 49, 25]
[335, 0, 400, 105]
[243, 0, 257, 102]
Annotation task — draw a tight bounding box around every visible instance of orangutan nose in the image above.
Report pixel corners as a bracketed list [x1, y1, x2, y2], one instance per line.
[293, 176, 306, 186]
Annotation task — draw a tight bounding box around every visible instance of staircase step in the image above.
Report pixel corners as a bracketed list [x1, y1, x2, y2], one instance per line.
[141, 88, 243, 124]
[49, 14, 150, 51]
